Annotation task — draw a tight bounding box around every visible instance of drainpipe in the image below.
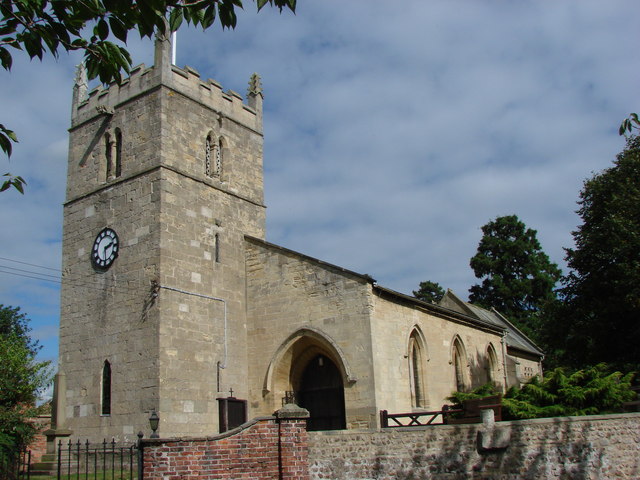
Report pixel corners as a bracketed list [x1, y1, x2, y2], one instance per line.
[157, 285, 228, 392]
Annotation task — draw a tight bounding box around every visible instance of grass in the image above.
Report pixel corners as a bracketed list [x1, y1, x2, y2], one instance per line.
[31, 471, 137, 480]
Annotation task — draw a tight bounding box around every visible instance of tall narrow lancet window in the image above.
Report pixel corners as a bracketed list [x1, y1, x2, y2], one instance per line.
[101, 360, 112, 415]
[453, 338, 467, 392]
[114, 128, 123, 178]
[205, 133, 213, 177]
[213, 137, 223, 178]
[487, 344, 499, 386]
[105, 133, 113, 180]
[408, 330, 427, 408]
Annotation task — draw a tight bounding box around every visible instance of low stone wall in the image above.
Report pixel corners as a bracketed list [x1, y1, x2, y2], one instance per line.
[141, 407, 309, 480]
[308, 413, 640, 479]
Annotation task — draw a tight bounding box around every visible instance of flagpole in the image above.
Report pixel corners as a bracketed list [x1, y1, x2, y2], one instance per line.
[171, 31, 177, 65]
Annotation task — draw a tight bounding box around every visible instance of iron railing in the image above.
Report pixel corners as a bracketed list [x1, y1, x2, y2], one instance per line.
[56, 438, 139, 479]
[0, 448, 31, 480]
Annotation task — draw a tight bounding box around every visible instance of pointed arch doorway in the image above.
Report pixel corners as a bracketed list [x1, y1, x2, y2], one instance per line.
[296, 354, 346, 431]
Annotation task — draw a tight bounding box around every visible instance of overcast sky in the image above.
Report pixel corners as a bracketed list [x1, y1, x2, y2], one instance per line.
[1, 0, 639, 369]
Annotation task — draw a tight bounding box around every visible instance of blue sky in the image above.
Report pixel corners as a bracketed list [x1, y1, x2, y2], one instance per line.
[1, 0, 639, 375]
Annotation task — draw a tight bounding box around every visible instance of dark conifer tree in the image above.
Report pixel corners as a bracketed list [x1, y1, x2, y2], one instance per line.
[413, 280, 445, 304]
[468, 215, 562, 336]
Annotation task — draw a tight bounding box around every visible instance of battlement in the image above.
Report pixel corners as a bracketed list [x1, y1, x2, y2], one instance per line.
[71, 39, 263, 134]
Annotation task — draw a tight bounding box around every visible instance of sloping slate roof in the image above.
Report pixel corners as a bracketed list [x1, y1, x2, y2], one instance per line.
[439, 290, 544, 358]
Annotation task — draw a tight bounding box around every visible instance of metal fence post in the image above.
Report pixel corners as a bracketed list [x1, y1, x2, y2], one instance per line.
[137, 432, 144, 480]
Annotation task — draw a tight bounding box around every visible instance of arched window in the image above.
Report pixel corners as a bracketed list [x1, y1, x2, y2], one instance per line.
[452, 337, 467, 392]
[114, 128, 122, 178]
[408, 329, 427, 408]
[487, 344, 499, 386]
[101, 360, 111, 415]
[205, 133, 213, 177]
[105, 132, 113, 180]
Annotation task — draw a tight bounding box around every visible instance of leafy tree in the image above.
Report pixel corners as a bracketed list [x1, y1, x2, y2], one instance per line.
[448, 364, 636, 420]
[0, 305, 51, 456]
[619, 113, 639, 137]
[0, 0, 296, 192]
[468, 215, 562, 336]
[0, 305, 40, 355]
[413, 280, 445, 304]
[545, 136, 640, 370]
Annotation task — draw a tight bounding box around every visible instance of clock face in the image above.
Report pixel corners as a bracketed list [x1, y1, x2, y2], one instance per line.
[91, 228, 119, 270]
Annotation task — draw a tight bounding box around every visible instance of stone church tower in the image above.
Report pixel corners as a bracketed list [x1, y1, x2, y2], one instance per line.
[58, 35, 265, 440]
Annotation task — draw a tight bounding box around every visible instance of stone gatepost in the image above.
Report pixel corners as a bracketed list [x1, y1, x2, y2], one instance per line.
[276, 404, 310, 480]
[43, 371, 72, 454]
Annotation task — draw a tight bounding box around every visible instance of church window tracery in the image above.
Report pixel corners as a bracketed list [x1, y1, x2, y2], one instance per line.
[101, 360, 111, 415]
[205, 133, 213, 177]
[205, 134, 223, 178]
[213, 137, 223, 178]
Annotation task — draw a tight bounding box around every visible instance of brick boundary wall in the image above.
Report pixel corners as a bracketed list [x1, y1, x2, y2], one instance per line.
[141, 405, 309, 480]
[27, 415, 51, 464]
[308, 412, 640, 479]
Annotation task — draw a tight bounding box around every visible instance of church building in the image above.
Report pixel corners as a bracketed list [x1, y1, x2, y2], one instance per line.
[55, 36, 543, 442]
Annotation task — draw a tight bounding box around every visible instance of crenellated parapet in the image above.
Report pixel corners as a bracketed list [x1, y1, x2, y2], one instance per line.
[71, 37, 263, 134]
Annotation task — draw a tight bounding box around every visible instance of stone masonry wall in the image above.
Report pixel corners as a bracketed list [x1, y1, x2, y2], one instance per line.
[370, 292, 505, 415]
[308, 413, 640, 480]
[142, 416, 308, 480]
[245, 239, 375, 428]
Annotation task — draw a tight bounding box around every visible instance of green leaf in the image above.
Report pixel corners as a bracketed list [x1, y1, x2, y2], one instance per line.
[13, 176, 26, 194]
[1, 174, 26, 193]
[201, 4, 217, 29]
[96, 18, 109, 41]
[109, 17, 128, 43]
[619, 121, 628, 136]
[22, 32, 44, 60]
[0, 134, 12, 157]
[0, 47, 12, 70]
[218, 2, 238, 29]
[169, 8, 184, 32]
[4, 129, 18, 143]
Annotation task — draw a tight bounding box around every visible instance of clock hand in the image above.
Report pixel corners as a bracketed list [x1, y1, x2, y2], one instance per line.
[103, 240, 114, 257]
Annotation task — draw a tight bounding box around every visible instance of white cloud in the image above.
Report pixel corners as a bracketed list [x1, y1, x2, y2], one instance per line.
[1, 0, 639, 365]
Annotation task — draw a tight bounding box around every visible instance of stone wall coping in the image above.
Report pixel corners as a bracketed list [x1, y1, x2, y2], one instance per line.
[277, 403, 310, 419]
[245, 235, 375, 285]
[307, 411, 640, 437]
[141, 416, 277, 445]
